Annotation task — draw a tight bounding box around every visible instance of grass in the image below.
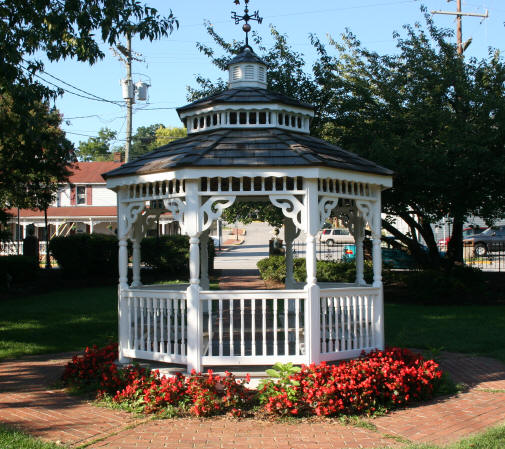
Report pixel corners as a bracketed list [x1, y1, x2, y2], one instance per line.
[0, 286, 117, 361]
[0, 424, 66, 449]
[385, 303, 505, 363]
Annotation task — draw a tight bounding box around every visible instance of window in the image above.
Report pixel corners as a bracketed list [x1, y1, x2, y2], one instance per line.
[76, 186, 86, 205]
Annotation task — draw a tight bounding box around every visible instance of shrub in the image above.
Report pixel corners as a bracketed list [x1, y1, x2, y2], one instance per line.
[49, 234, 118, 278]
[401, 265, 485, 303]
[141, 235, 215, 278]
[258, 256, 372, 284]
[0, 255, 38, 288]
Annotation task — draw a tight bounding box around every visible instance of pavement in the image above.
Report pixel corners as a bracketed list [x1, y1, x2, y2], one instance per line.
[1, 351, 505, 448]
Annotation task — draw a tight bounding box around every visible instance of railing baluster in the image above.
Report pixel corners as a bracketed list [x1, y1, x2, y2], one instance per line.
[160, 299, 165, 353]
[140, 297, 145, 351]
[364, 295, 370, 348]
[240, 299, 245, 356]
[328, 297, 334, 353]
[262, 299, 267, 355]
[147, 298, 152, 352]
[295, 298, 300, 356]
[340, 295, 345, 351]
[127, 296, 132, 350]
[134, 297, 138, 350]
[219, 299, 223, 356]
[370, 295, 376, 348]
[321, 297, 327, 353]
[208, 299, 212, 357]
[181, 298, 186, 356]
[346, 296, 352, 351]
[174, 299, 179, 355]
[352, 295, 358, 350]
[167, 299, 172, 355]
[153, 298, 158, 353]
[284, 298, 289, 355]
[251, 299, 256, 356]
[358, 296, 363, 349]
[229, 299, 234, 356]
[273, 298, 278, 356]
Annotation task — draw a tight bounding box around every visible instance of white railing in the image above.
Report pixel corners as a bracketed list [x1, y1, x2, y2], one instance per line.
[118, 286, 380, 369]
[0, 241, 47, 256]
[121, 290, 187, 364]
[319, 287, 379, 361]
[200, 290, 307, 366]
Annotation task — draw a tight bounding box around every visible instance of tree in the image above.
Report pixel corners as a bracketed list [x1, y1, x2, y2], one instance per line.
[191, 15, 505, 267]
[0, 1, 178, 209]
[130, 125, 187, 159]
[76, 128, 121, 161]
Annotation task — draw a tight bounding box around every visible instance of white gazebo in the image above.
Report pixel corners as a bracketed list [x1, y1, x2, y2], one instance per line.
[104, 45, 393, 373]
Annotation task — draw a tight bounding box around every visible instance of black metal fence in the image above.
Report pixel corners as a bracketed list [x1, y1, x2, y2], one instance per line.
[292, 240, 356, 262]
[463, 243, 505, 272]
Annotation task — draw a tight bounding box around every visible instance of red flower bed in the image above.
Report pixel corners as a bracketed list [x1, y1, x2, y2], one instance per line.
[62, 345, 442, 418]
[260, 348, 442, 416]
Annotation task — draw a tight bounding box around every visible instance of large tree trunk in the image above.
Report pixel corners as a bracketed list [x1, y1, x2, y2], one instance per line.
[447, 215, 464, 265]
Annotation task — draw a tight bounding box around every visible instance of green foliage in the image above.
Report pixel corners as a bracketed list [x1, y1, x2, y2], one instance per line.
[141, 235, 190, 276]
[153, 126, 187, 148]
[49, 234, 118, 278]
[191, 13, 505, 268]
[399, 266, 484, 304]
[256, 256, 286, 282]
[258, 362, 301, 406]
[76, 127, 121, 161]
[221, 201, 285, 228]
[129, 125, 187, 159]
[1, 0, 178, 209]
[0, 255, 38, 288]
[0, 424, 64, 449]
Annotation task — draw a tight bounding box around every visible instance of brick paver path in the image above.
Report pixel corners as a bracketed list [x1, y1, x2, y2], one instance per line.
[1, 351, 505, 448]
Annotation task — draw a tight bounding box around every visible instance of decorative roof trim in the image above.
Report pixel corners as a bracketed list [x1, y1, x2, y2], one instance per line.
[178, 103, 314, 119]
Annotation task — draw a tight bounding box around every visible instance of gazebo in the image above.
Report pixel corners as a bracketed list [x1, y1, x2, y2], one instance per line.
[104, 42, 392, 373]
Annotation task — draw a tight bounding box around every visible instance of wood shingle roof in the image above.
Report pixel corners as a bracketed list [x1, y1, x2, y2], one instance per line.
[103, 128, 392, 179]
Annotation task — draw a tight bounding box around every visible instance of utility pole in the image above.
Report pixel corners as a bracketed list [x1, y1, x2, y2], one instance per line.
[125, 32, 133, 163]
[113, 33, 149, 163]
[432, 1, 489, 55]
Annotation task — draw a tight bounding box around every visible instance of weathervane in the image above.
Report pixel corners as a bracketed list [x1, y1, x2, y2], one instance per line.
[231, 0, 263, 47]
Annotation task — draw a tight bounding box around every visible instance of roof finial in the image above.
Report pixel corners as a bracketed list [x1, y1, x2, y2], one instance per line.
[231, 0, 263, 47]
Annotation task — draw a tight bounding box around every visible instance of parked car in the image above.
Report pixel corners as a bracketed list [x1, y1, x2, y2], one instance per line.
[438, 226, 486, 248]
[463, 225, 505, 256]
[319, 228, 354, 246]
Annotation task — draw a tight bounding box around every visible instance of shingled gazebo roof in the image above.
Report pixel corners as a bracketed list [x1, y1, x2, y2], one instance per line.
[103, 128, 392, 179]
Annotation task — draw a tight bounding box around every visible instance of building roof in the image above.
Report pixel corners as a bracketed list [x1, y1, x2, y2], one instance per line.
[68, 161, 123, 184]
[7, 207, 118, 219]
[103, 128, 393, 179]
[226, 46, 266, 66]
[177, 87, 314, 115]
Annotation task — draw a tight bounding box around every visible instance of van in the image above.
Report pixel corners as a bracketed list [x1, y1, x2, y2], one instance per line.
[319, 228, 354, 246]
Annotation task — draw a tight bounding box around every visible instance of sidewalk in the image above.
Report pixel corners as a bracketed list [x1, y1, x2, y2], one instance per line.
[1, 351, 505, 448]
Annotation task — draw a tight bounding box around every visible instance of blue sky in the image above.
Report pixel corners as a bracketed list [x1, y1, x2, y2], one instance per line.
[39, 0, 505, 149]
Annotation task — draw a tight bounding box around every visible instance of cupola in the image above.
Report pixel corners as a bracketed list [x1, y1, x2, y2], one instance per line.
[227, 46, 267, 89]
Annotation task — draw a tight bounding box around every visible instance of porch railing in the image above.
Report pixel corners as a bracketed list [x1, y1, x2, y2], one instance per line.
[119, 285, 380, 368]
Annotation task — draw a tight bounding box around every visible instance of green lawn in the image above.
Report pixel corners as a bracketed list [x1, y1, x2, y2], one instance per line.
[0, 286, 117, 361]
[0, 425, 66, 449]
[385, 303, 505, 363]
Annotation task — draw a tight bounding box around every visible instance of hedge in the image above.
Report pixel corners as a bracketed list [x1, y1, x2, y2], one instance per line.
[257, 256, 373, 284]
[49, 234, 118, 278]
[0, 255, 39, 288]
[141, 235, 215, 277]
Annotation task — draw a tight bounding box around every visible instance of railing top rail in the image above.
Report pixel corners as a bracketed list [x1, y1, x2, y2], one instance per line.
[123, 289, 186, 299]
[200, 289, 307, 300]
[319, 286, 380, 295]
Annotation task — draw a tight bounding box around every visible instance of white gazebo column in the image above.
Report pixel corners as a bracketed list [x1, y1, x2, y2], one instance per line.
[131, 221, 143, 288]
[354, 214, 365, 285]
[304, 179, 320, 364]
[117, 190, 131, 364]
[185, 180, 202, 373]
[200, 229, 209, 290]
[284, 218, 296, 289]
[371, 192, 384, 350]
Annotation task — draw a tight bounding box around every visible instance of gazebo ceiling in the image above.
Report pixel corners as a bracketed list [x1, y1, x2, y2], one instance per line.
[103, 127, 392, 179]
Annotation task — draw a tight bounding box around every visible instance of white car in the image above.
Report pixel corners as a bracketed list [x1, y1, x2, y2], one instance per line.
[319, 228, 354, 246]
